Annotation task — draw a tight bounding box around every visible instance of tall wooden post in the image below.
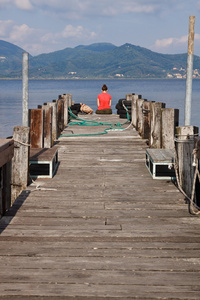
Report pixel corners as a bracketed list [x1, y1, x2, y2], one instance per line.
[59, 94, 69, 126]
[142, 101, 153, 140]
[0, 139, 14, 215]
[42, 105, 52, 148]
[48, 102, 57, 145]
[185, 15, 195, 126]
[136, 99, 147, 135]
[57, 99, 64, 137]
[131, 94, 142, 127]
[175, 126, 198, 198]
[11, 126, 30, 204]
[67, 94, 72, 107]
[161, 108, 179, 149]
[22, 52, 29, 127]
[150, 102, 166, 148]
[29, 109, 44, 148]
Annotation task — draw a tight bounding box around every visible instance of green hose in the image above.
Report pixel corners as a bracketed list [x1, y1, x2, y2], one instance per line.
[59, 107, 130, 137]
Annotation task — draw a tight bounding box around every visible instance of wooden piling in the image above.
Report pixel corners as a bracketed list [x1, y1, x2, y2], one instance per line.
[136, 99, 147, 135]
[150, 102, 166, 148]
[2, 161, 12, 213]
[59, 94, 69, 126]
[56, 99, 64, 137]
[175, 126, 198, 198]
[126, 94, 134, 101]
[67, 93, 72, 107]
[11, 126, 30, 204]
[47, 102, 57, 145]
[142, 101, 153, 140]
[161, 108, 179, 150]
[131, 94, 142, 127]
[0, 167, 2, 217]
[42, 105, 52, 148]
[0, 139, 14, 216]
[22, 52, 29, 127]
[30, 109, 44, 148]
[185, 16, 195, 125]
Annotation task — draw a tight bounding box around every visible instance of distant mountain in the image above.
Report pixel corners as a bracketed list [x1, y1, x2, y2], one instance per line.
[0, 40, 31, 77]
[75, 43, 117, 52]
[1, 40, 200, 79]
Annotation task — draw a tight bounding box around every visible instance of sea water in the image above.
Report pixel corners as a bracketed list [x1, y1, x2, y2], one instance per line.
[0, 79, 199, 139]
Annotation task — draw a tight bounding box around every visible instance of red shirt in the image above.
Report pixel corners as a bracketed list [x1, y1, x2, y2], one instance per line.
[97, 93, 111, 110]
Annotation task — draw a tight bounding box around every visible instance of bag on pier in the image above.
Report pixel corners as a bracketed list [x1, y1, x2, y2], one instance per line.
[80, 103, 93, 114]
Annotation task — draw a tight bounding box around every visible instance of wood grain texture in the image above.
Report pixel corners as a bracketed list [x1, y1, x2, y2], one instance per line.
[0, 114, 199, 299]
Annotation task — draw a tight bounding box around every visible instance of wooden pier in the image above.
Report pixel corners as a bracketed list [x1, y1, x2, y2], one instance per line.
[0, 114, 200, 299]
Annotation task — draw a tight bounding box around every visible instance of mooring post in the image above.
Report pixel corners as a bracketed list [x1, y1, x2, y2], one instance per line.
[42, 104, 52, 148]
[185, 15, 195, 126]
[67, 94, 72, 107]
[22, 52, 29, 127]
[142, 101, 153, 140]
[11, 126, 30, 204]
[59, 94, 69, 126]
[161, 108, 179, 149]
[131, 94, 142, 127]
[0, 139, 14, 215]
[136, 99, 147, 135]
[57, 99, 64, 137]
[150, 102, 166, 148]
[175, 126, 198, 198]
[29, 109, 44, 148]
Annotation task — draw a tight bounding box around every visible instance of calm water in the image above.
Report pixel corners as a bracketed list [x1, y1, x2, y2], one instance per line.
[0, 79, 199, 139]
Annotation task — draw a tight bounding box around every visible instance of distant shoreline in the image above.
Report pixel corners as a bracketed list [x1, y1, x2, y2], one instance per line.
[0, 77, 191, 80]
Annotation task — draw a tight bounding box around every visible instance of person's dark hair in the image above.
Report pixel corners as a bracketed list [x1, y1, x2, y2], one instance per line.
[102, 84, 108, 91]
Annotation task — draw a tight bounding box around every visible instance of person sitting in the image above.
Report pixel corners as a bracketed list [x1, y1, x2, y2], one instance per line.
[96, 84, 112, 114]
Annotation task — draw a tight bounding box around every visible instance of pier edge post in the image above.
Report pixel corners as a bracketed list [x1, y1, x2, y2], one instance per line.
[185, 15, 195, 126]
[11, 126, 30, 204]
[22, 52, 29, 127]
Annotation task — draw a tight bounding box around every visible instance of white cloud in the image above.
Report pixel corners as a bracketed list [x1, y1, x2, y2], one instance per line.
[14, 0, 33, 10]
[0, 20, 14, 36]
[150, 34, 200, 54]
[40, 25, 97, 51]
[61, 25, 96, 39]
[9, 24, 36, 42]
[154, 36, 188, 48]
[0, 0, 33, 10]
[0, 19, 97, 55]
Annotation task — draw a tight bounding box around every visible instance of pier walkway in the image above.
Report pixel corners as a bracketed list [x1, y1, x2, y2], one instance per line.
[0, 114, 200, 299]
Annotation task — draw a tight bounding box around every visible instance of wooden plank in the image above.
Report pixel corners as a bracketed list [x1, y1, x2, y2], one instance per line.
[0, 114, 199, 299]
[30, 147, 58, 161]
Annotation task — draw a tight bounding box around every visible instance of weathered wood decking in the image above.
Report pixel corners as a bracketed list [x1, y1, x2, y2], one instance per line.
[0, 114, 200, 299]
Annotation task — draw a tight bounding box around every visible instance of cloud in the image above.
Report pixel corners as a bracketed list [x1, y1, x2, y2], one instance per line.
[9, 24, 36, 42]
[0, 0, 33, 10]
[0, 20, 14, 37]
[0, 19, 97, 55]
[150, 34, 200, 54]
[154, 36, 188, 48]
[41, 25, 97, 50]
[14, 0, 33, 10]
[61, 25, 96, 39]
[27, 0, 165, 18]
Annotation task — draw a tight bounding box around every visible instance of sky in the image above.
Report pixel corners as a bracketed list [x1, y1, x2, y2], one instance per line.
[0, 0, 200, 56]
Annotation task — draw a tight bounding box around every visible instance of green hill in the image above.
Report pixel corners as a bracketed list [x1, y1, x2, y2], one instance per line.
[1, 40, 200, 79]
[0, 40, 32, 77]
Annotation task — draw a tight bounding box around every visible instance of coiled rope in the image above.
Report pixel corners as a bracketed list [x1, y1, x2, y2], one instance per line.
[59, 107, 131, 137]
